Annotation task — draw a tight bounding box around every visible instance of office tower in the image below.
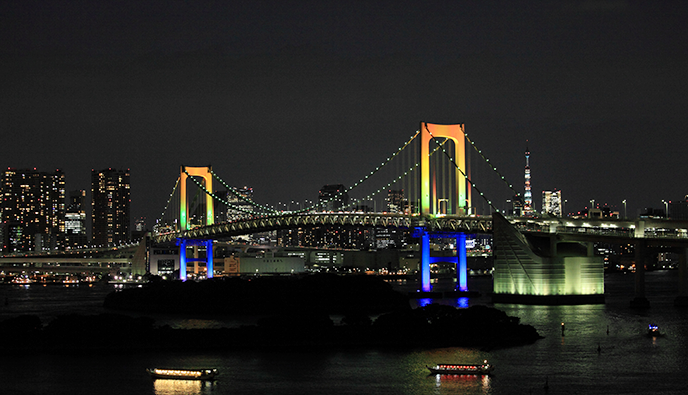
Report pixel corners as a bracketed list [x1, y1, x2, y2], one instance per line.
[318, 184, 349, 212]
[669, 196, 688, 220]
[65, 189, 87, 248]
[542, 190, 563, 217]
[91, 168, 130, 246]
[226, 186, 254, 220]
[385, 189, 407, 213]
[523, 145, 533, 217]
[0, 168, 65, 252]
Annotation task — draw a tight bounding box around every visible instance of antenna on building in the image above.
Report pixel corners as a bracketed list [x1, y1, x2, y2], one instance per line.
[524, 141, 533, 217]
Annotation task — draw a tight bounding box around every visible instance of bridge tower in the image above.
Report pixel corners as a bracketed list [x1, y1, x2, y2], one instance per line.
[179, 165, 214, 231]
[420, 122, 470, 216]
[418, 123, 471, 293]
[178, 165, 215, 280]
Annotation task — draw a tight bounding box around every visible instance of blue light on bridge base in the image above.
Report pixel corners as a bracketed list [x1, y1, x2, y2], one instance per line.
[205, 239, 214, 279]
[421, 230, 432, 292]
[176, 238, 214, 281]
[457, 233, 468, 292]
[415, 227, 469, 294]
[177, 238, 188, 281]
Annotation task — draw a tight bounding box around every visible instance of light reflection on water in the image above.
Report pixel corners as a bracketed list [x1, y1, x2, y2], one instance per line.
[1, 271, 687, 394]
[419, 298, 433, 307]
[433, 374, 492, 395]
[418, 296, 469, 308]
[153, 379, 214, 395]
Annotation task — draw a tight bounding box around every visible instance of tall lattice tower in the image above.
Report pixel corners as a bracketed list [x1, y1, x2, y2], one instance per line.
[523, 144, 533, 217]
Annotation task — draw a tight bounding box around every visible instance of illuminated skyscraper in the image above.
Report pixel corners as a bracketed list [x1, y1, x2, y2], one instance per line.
[226, 186, 254, 220]
[523, 145, 533, 217]
[542, 190, 562, 217]
[91, 168, 130, 246]
[0, 168, 65, 252]
[318, 184, 349, 211]
[65, 189, 87, 248]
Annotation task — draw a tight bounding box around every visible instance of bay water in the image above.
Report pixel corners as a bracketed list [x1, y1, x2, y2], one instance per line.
[1, 271, 686, 394]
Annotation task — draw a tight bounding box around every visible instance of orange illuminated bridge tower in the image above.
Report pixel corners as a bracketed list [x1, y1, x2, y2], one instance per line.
[418, 123, 471, 293]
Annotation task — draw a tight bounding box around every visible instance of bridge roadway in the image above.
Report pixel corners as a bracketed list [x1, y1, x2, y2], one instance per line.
[152, 211, 688, 244]
[152, 212, 493, 243]
[3, 214, 688, 273]
[512, 216, 688, 246]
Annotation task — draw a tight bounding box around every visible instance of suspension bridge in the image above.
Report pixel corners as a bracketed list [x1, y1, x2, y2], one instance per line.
[152, 123, 518, 292]
[148, 122, 688, 305]
[4, 123, 687, 304]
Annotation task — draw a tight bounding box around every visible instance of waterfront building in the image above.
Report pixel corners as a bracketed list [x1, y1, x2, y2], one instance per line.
[91, 168, 130, 246]
[0, 168, 66, 252]
[542, 190, 562, 217]
[318, 184, 349, 212]
[221, 250, 306, 275]
[375, 227, 406, 249]
[277, 225, 374, 250]
[65, 189, 87, 248]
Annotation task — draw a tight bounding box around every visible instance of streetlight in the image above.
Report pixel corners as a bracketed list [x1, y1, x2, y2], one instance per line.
[622, 199, 627, 219]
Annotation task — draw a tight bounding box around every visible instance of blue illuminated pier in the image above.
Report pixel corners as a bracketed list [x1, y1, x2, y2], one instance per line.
[414, 227, 468, 293]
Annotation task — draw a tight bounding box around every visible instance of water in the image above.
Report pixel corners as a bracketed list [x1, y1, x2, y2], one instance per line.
[1, 271, 686, 394]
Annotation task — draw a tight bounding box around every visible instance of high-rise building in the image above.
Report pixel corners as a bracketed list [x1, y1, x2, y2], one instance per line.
[318, 184, 349, 212]
[91, 168, 130, 246]
[0, 168, 65, 252]
[542, 190, 563, 217]
[385, 189, 407, 213]
[669, 196, 688, 220]
[65, 189, 87, 248]
[226, 186, 254, 220]
[523, 145, 534, 217]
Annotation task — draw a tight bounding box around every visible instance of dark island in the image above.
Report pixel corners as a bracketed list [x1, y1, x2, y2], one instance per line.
[0, 275, 542, 353]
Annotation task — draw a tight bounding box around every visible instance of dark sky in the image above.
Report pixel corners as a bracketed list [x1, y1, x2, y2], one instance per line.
[2, 1, 687, 224]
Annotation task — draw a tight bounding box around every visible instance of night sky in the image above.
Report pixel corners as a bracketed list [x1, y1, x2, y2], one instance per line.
[2, 1, 687, 225]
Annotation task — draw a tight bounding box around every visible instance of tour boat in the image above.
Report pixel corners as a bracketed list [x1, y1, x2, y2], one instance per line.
[427, 360, 494, 375]
[146, 368, 218, 380]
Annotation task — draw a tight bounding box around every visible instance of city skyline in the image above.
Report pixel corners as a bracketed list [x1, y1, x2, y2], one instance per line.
[2, 1, 687, 223]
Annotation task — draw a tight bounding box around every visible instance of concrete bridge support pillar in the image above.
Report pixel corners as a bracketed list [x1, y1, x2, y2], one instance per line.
[205, 239, 214, 279]
[176, 238, 214, 280]
[630, 241, 650, 308]
[420, 230, 431, 292]
[456, 233, 467, 292]
[675, 248, 688, 307]
[178, 238, 188, 281]
[193, 245, 200, 274]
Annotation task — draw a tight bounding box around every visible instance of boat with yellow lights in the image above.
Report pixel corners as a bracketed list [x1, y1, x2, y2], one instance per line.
[146, 368, 218, 380]
[427, 360, 494, 375]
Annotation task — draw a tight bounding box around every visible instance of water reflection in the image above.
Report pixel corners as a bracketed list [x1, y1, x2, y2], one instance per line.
[456, 297, 469, 308]
[418, 297, 470, 309]
[153, 379, 215, 395]
[432, 373, 492, 394]
[419, 298, 433, 307]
